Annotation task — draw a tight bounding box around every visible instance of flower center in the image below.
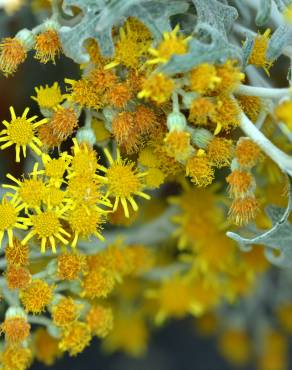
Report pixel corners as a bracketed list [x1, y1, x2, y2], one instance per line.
[7, 118, 33, 145]
[32, 211, 60, 238]
[0, 202, 17, 230]
[107, 163, 140, 197]
[19, 179, 45, 207]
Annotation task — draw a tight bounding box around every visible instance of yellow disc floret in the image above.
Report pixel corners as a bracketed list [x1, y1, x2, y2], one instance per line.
[20, 279, 53, 314]
[59, 321, 91, 356]
[147, 25, 190, 64]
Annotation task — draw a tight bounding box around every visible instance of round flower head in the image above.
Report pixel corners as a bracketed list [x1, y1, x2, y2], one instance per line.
[0, 37, 27, 76]
[59, 321, 91, 356]
[97, 148, 150, 218]
[1, 346, 32, 370]
[5, 265, 31, 290]
[228, 196, 259, 225]
[50, 107, 78, 141]
[31, 82, 64, 111]
[3, 165, 46, 212]
[68, 205, 105, 248]
[235, 137, 261, 169]
[52, 297, 80, 327]
[5, 238, 29, 266]
[86, 305, 114, 338]
[138, 73, 175, 104]
[0, 107, 47, 162]
[186, 155, 215, 187]
[34, 28, 62, 64]
[20, 279, 53, 314]
[147, 25, 190, 65]
[0, 197, 27, 247]
[1, 315, 30, 345]
[21, 205, 71, 253]
[57, 252, 87, 281]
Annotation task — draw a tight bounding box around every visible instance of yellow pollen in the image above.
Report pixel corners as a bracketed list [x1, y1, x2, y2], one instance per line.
[107, 163, 141, 197]
[8, 117, 33, 145]
[32, 211, 61, 238]
[0, 201, 17, 231]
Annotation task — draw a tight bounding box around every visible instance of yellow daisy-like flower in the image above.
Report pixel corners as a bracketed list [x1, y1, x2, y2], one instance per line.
[97, 148, 150, 218]
[21, 205, 71, 253]
[67, 205, 105, 248]
[31, 82, 64, 110]
[3, 163, 46, 211]
[147, 25, 191, 65]
[248, 29, 273, 75]
[0, 197, 27, 247]
[41, 152, 71, 187]
[138, 73, 175, 104]
[0, 106, 47, 162]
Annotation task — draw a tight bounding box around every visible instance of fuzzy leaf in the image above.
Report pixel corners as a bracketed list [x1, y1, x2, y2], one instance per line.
[256, 0, 272, 26]
[191, 0, 238, 38]
[159, 23, 242, 75]
[227, 179, 292, 267]
[267, 24, 292, 61]
[59, 0, 189, 64]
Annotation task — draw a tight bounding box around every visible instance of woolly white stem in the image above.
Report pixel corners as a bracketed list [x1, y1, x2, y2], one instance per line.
[240, 111, 292, 176]
[235, 84, 290, 98]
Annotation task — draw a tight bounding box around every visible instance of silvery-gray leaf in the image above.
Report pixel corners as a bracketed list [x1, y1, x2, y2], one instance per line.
[242, 34, 254, 68]
[267, 24, 292, 61]
[191, 0, 238, 38]
[159, 23, 242, 75]
[282, 0, 292, 6]
[256, 0, 272, 26]
[59, 0, 189, 64]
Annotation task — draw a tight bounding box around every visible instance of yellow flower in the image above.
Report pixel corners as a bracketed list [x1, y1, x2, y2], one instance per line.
[105, 19, 151, 70]
[86, 305, 114, 338]
[41, 152, 71, 187]
[52, 297, 81, 327]
[138, 73, 175, 104]
[147, 25, 190, 64]
[0, 106, 47, 162]
[148, 276, 195, 323]
[186, 155, 215, 187]
[21, 205, 71, 253]
[59, 321, 91, 356]
[0, 197, 27, 247]
[248, 29, 273, 74]
[67, 205, 105, 248]
[34, 28, 62, 64]
[97, 148, 150, 218]
[5, 238, 29, 266]
[3, 165, 46, 211]
[0, 37, 27, 76]
[31, 82, 64, 110]
[1, 346, 32, 370]
[275, 100, 292, 130]
[20, 279, 53, 314]
[102, 313, 148, 357]
[189, 63, 221, 94]
[57, 252, 87, 281]
[0, 316, 30, 345]
[228, 196, 259, 225]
